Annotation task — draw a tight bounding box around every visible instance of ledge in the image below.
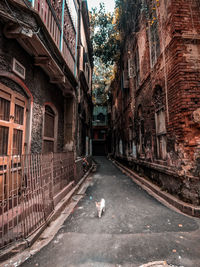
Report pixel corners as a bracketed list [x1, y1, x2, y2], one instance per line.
[112, 159, 200, 218]
[116, 155, 200, 180]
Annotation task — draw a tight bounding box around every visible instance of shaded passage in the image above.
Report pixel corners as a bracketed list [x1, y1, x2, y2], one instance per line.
[21, 157, 200, 267]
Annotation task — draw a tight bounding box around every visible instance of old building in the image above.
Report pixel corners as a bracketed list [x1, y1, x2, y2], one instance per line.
[92, 105, 108, 155]
[0, 0, 76, 156]
[110, 0, 200, 205]
[92, 74, 109, 156]
[0, 0, 92, 248]
[77, 0, 93, 157]
[0, 0, 92, 156]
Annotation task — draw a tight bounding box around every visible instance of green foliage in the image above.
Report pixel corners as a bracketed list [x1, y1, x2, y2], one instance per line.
[90, 3, 120, 67]
[115, 0, 140, 35]
[92, 57, 114, 105]
[90, 3, 119, 105]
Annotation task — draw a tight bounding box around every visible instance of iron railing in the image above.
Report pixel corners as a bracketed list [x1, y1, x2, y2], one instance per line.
[34, 0, 76, 74]
[0, 152, 75, 248]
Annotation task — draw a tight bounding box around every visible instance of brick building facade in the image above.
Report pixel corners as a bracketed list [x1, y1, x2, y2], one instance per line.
[110, 0, 200, 205]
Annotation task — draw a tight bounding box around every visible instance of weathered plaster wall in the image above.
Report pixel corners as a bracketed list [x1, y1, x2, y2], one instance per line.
[0, 24, 64, 153]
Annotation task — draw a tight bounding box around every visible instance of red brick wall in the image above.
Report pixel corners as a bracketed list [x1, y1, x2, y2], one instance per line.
[110, 0, 200, 204]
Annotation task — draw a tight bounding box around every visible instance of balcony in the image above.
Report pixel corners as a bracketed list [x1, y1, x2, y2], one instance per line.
[7, 0, 77, 89]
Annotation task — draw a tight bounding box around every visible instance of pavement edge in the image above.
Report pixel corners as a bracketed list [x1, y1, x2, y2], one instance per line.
[111, 159, 200, 218]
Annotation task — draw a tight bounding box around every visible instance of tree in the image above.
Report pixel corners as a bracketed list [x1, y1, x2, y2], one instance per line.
[90, 3, 120, 105]
[90, 3, 120, 67]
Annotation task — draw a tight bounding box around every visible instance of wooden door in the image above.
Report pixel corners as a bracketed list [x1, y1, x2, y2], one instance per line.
[0, 83, 27, 200]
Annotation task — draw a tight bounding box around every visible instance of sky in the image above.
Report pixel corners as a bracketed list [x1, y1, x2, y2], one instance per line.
[87, 0, 115, 12]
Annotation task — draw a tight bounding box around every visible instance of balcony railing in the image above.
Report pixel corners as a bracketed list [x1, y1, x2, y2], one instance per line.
[15, 0, 76, 76]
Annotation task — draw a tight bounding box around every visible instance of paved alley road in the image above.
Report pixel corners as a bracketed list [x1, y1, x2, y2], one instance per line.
[21, 157, 200, 267]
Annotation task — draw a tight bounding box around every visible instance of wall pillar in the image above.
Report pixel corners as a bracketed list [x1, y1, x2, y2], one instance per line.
[64, 97, 75, 156]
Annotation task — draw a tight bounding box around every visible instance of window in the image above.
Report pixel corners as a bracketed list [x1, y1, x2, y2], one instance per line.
[12, 58, 26, 80]
[149, 3, 160, 67]
[97, 113, 105, 123]
[42, 105, 58, 153]
[13, 129, 23, 155]
[0, 83, 27, 156]
[153, 86, 166, 160]
[134, 48, 140, 89]
[137, 105, 144, 156]
[155, 108, 166, 159]
[0, 97, 10, 121]
[0, 126, 9, 155]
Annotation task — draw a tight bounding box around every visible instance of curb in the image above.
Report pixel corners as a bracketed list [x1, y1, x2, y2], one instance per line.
[139, 261, 168, 267]
[112, 159, 200, 218]
[0, 164, 95, 263]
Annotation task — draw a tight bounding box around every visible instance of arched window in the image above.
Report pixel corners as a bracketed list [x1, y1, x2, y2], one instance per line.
[137, 105, 144, 156]
[149, 5, 160, 67]
[134, 47, 140, 89]
[153, 85, 166, 160]
[43, 104, 58, 153]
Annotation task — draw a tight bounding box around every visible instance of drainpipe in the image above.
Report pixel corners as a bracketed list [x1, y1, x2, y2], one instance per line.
[74, 1, 80, 77]
[74, 25, 78, 77]
[60, 0, 65, 52]
[75, 1, 81, 157]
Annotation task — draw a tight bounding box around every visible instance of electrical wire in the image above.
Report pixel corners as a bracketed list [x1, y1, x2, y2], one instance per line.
[4, 0, 22, 26]
[4, 0, 40, 35]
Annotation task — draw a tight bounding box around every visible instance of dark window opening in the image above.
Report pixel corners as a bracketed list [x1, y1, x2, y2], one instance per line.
[43, 105, 57, 153]
[0, 126, 9, 155]
[44, 106, 55, 138]
[14, 104, 24, 125]
[0, 97, 10, 121]
[97, 113, 105, 122]
[13, 129, 23, 155]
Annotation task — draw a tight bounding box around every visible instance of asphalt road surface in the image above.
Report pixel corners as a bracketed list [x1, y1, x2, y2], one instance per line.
[20, 157, 200, 267]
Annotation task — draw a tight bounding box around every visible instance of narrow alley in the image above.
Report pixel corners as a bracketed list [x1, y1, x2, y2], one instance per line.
[0, 0, 200, 266]
[19, 157, 200, 267]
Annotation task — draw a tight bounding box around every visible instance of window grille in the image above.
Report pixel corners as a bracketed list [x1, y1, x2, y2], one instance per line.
[13, 129, 23, 155]
[155, 108, 167, 159]
[14, 104, 24, 125]
[0, 97, 10, 121]
[0, 126, 9, 155]
[12, 58, 26, 80]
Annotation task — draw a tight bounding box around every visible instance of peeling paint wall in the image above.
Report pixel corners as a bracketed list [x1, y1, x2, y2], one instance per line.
[0, 24, 65, 153]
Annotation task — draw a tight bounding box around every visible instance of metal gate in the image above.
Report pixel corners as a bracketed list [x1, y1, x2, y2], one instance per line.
[0, 152, 74, 248]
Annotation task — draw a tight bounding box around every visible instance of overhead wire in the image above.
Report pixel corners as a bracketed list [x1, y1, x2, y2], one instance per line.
[4, 0, 40, 35]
